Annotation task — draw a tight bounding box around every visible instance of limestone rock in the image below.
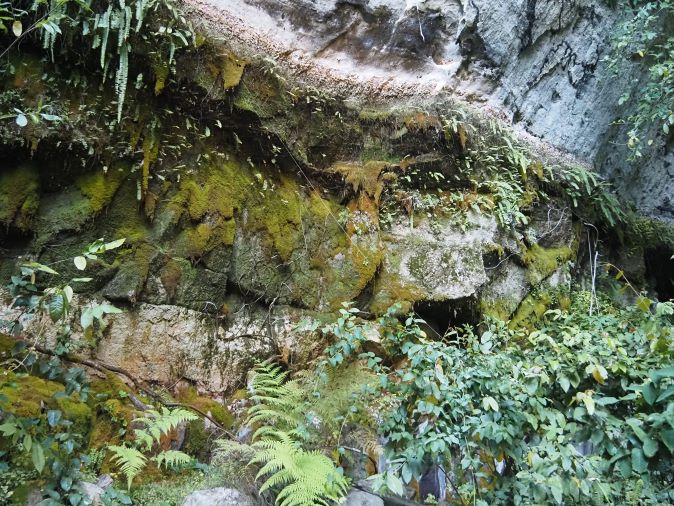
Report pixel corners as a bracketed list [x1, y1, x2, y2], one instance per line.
[181, 487, 255, 506]
[343, 489, 384, 506]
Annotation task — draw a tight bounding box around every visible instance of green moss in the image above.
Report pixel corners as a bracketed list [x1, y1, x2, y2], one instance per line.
[509, 290, 553, 330]
[479, 296, 520, 322]
[358, 109, 394, 122]
[522, 244, 573, 285]
[76, 165, 130, 214]
[232, 63, 289, 119]
[0, 368, 92, 434]
[0, 165, 40, 231]
[175, 386, 233, 429]
[34, 165, 131, 243]
[103, 242, 155, 302]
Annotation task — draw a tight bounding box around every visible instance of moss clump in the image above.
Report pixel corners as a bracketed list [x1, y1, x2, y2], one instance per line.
[247, 175, 304, 262]
[358, 109, 394, 123]
[479, 296, 521, 322]
[103, 242, 155, 302]
[521, 244, 573, 285]
[0, 368, 92, 434]
[232, 63, 289, 119]
[331, 161, 388, 202]
[35, 165, 131, 243]
[76, 165, 130, 214]
[509, 290, 553, 330]
[0, 165, 40, 231]
[175, 386, 233, 428]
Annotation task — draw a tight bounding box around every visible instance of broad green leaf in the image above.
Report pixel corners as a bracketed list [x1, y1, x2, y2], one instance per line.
[482, 396, 499, 412]
[661, 430, 674, 453]
[642, 383, 657, 405]
[63, 285, 74, 303]
[626, 418, 649, 442]
[558, 375, 570, 393]
[591, 364, 608, 384]
[549, 476, 563, 504]
[656, 386, 674, 403]
[385, 473, 404, 496]
[32, 442, 45, 474]
[48, 294, 65, 322]
[74, 256, 87, 270]
[636, 295, 652, 312]
[650, 367, 674, 383]
[643, 437, 658, 458]
[61, 476, 72, 491]
[616, 457, 632, 478]
[12, 20, 22, 37]
[0, 422, 18, 436]
[23, 434, 31, 451]
[99, 303, 122, 314]
[103, 238, 126, 251]
[582, 395, 595, 416]
[631, 447, 648, 474]
[47, 410, 62, 427]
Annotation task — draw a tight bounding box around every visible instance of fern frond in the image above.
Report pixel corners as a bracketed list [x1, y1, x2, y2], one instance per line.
[153, 449, 193, 469]
[107, 444, 147, 489]
[251, 437, 350, 506]
[133, 407, 197, 449]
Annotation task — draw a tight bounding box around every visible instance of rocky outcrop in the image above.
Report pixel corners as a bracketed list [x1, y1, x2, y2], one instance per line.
[0, 0, 666, 395]
[190, 0, 673, 223]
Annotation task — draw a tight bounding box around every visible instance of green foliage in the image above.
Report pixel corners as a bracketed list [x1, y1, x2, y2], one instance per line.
[2, 0, 194, 123]
[108, 407, 198, 488]
[247, 361, 304, 439]
[609, 0, 674, 156]
[322, 296, 674, 505]
[216, 362, 351, 506]
[0, 237, 134, 503]
[553, 165, 625, 227]
[251, 432, 350, 506]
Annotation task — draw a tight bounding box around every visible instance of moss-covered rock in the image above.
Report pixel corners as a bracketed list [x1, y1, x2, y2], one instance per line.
[0, 368, 92, 434]
[0, 165, 40, 231]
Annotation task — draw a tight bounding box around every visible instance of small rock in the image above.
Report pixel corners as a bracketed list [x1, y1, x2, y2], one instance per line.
[79, 481, 105, 505]
[181, 487, 255, 506]
[96, 474, 113, 489]
[343, 489, 384, 506]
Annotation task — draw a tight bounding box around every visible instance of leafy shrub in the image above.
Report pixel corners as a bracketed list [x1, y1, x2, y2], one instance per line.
[322, 296, 674, 505]
[608, 0, 674, 156]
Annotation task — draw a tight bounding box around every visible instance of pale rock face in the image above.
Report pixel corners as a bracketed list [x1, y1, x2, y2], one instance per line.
[193, 0, 673, 222]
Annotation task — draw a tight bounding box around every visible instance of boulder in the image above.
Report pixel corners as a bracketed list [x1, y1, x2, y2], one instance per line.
[343, 489, 384, 506]
[181, 487, 255, 506]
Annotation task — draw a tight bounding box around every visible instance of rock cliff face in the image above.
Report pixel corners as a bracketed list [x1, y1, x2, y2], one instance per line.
[193, 0, 673, 222]
[0, 0, 671, 394]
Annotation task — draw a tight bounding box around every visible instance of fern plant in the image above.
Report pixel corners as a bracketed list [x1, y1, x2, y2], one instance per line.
[251, 433, 349, 506]
[247, 361, 304, 440]
[108, 407, 198, 488]
[224, 362, 350, 506]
